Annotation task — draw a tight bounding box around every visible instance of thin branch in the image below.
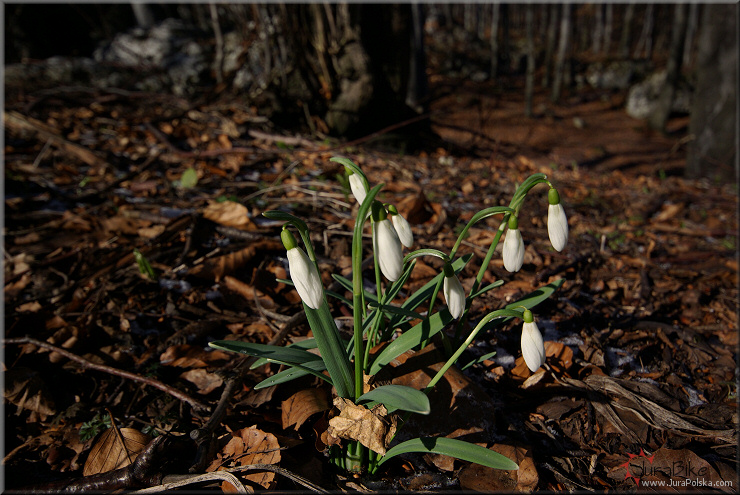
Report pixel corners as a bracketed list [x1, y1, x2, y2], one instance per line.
[3, 337, 209, 412]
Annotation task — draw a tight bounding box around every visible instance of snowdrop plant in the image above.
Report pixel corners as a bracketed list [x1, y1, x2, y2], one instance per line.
[210, 156, 568, 475]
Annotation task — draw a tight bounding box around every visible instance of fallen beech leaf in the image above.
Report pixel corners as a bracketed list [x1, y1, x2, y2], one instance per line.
[545, 341, 573, 370]
[4, 367, 56, 418]
[160, 344, 231, 368]
[203, 200, 255, 230]
[83, 427, 151, 476]
[188, 240, 282, 280]
[207, 427, 281, 490]
[282, 388, 330, 430]
[328, 397, 396, 456]
[180, 368, 224, 395]
[224, 275, 275, 309]
[458, 444, 538, 492]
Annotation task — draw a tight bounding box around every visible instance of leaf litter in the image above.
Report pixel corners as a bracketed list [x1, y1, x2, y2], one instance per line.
[3, 72, 737, 491]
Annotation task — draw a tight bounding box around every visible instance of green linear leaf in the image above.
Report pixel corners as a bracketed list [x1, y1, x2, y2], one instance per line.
[358, 385, 430, 415]
[250, 339, 318, 369]
[254, 360, 329, 389]
[369, 308, 454, 376]
[305, 300, 355, 398]
[368, 302, 423, 322]
[468, 279, 505, 300]
[487, 278, 564, 329]
[377, 437, 518, 470]
[209, 340, 321, 364]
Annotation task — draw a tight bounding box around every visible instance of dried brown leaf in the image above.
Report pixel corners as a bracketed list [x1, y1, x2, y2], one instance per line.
[160, 344, 231, 368]
[328, 397, 396, 456]
[207, 427, 281, 490]
[4, 367, 56, 418]
[282, 388, 330, 430]
[188, 240, 282, 280]
[458, 444, 538, 492]
[83, 427, 151, 476]
[203, 200, 255, 230]
[180, 368, 224, 395]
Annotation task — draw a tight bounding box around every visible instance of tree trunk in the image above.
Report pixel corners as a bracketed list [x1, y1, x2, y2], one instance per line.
[683, 3, 700, 68]
[635, 4, 654, 59]
[648, 4, 688, 132]
[592, 4, 603, 54]
[686, 4, 737, 181]
[279, 4, 421, 137]
[603, 4, 613, 55]
[406, 3, 428, 112]
[525, 5, 535, 117]
[542, 3, 559, 87]
[551, 3, 571, 103]
[490, 3, 500, 78]
[619, 3, 635, 58]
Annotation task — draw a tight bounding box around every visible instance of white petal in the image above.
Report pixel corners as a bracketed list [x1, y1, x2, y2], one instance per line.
[286, 247, 323, 309]
[547, 203, 568, 252]
[443, 274, 466, 319]
[375, 219, 403, 281]
[392, 214, 414, 248]
[349, 174, 367, 205]
[503, 228, 525, 272]
[521, 321, 546, 372]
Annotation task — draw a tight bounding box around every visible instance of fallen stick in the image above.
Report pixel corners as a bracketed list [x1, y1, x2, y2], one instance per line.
[3, 110, 109, 170]
[3, 337, 209, 412]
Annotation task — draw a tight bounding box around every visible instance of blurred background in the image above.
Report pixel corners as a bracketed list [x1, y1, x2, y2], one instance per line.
[4, 3, 737, 180]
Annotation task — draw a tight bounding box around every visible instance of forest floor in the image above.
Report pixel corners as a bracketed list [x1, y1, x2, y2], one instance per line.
[3, 71, 738, 492]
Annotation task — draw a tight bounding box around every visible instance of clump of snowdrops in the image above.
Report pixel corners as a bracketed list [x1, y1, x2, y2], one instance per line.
[210, 156, 568, 474]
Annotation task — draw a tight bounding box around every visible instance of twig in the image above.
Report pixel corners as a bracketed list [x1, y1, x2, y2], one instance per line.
[130, 471, 250, 493]
[188, 311, 306, 472]
[3, 337, 209, 412]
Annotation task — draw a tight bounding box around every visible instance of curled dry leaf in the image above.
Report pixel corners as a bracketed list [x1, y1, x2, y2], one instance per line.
[203, 200, 256, 230]
[282, 388, 330, 431]
[188, 240, 282, 280]
[327, 397, 397, 456]
[160, 344, 231, 368]
[180, 368, 224, 395]
[206, 427, 281, 490]
[83, 427, 151, 476]
[4, 367, 56, 418]
[458, 444, 538, 492]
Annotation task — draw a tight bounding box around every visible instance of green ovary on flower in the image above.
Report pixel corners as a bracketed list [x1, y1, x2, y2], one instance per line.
[374, 218, 403, 282]
[521, 314, 546, 372]
[443, 265, 465, 319]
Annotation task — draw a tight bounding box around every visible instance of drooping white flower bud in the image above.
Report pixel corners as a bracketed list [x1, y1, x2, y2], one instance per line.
[373, 205, 403, 282]
[348, 170, 367, 205]
[281, 228, 323, 309]
[521, 309, 546, 372]
[503, 215, 525, 273]
[388, 205, 413, 248]
[547, 188, 568, 252]
[443, 263, 465, 319]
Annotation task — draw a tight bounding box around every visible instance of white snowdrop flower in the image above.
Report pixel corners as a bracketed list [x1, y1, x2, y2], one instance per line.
[547, 188, 568, 252]
[443, 264, 465, 319]
[503, 216, 525, 273]
[373, 207, 404, 282]
[282, 229, 323, 309]
[348, 171, 367, 205]
[388, 205, 414, 248]
[521, 310, 546, 372]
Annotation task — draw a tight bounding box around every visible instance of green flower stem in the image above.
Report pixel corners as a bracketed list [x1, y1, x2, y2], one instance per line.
[424, 308, 524, 394]
[353, 184, 383, 402]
